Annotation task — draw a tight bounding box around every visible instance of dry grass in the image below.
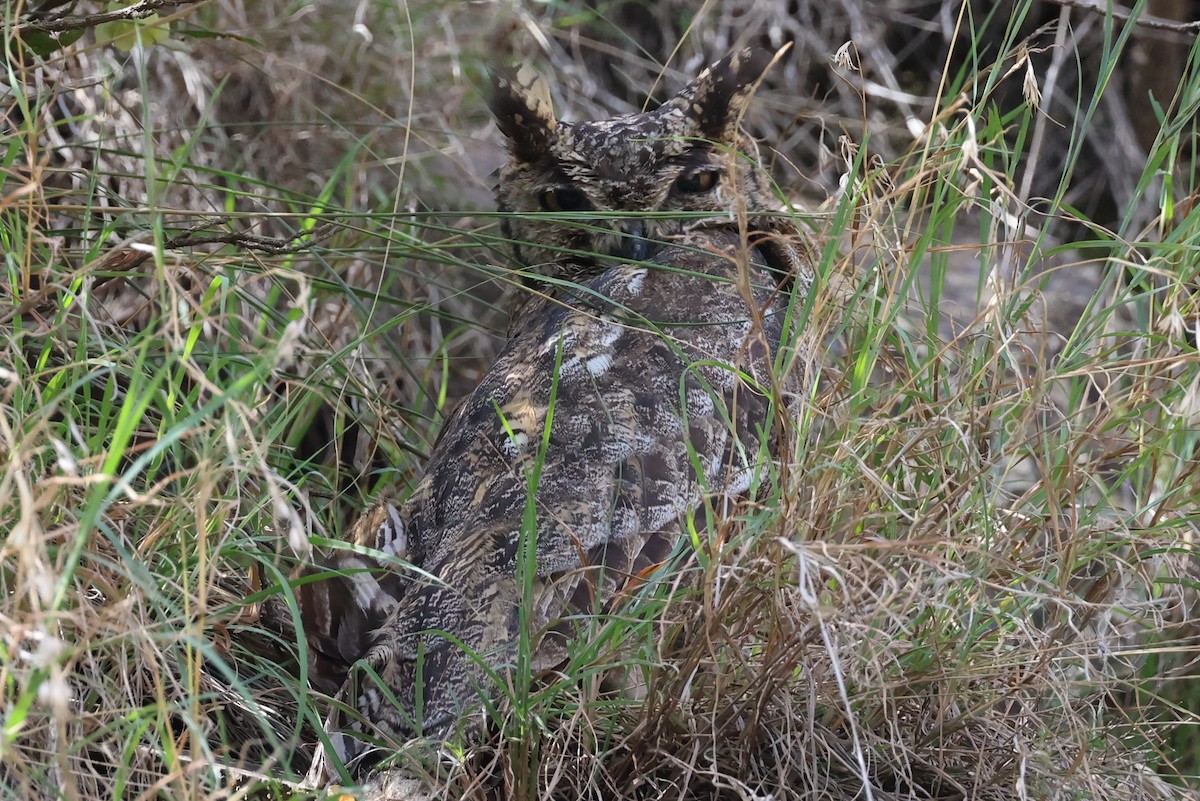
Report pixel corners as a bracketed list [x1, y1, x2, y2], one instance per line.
[2, 1, 1199, 799]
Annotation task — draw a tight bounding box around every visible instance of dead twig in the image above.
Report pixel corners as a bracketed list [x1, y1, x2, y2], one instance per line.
[1042, 0, 1200, 36]
[0, 221, 338, 327]
[13, 0, 206, 34]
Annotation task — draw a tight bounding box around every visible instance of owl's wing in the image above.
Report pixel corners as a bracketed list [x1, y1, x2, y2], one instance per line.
[296, 502, 409, 694]
[301, 230, 807, 772]
[297, 388, 488, 694]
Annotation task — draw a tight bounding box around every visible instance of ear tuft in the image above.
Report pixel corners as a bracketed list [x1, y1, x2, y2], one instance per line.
[490, 64, 558, 161]
[669, 46, 777, 144]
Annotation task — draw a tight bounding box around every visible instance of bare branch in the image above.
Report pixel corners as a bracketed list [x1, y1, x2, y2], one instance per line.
[1, 221, 339, 327]
[1041, 0, 1200, 36]
[14, 0, 206, 34]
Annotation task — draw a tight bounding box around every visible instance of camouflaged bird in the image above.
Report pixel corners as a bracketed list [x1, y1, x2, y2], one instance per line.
[298, 46, 815, 776]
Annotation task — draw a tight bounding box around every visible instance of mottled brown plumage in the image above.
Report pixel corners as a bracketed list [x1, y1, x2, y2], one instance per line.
[299, 47, 815, 777]
[492, 46, 805, 319]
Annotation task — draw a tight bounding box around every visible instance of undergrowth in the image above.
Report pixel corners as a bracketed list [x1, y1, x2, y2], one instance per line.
[2, 1, 1198, 799]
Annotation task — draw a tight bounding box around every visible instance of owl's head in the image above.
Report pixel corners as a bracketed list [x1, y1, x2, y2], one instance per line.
[491, 48, 781, 282]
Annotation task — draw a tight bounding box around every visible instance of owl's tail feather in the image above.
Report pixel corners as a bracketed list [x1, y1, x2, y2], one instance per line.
[294, 501, 410, 695]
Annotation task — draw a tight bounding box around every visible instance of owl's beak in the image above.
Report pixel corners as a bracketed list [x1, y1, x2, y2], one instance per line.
[616, 220, 650, 262]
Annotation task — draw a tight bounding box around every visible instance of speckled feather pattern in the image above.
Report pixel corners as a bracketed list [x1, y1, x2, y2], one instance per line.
[493, 48, 785, 290]
[327, 232, 803, 763]
[299, 47, 816, 775]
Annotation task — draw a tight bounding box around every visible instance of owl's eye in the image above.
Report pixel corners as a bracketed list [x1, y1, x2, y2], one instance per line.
[675, 169, 721, 194]
[538, 187, 592, 212]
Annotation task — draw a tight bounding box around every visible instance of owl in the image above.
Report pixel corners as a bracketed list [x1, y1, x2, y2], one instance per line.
[298, 46, 815, 779]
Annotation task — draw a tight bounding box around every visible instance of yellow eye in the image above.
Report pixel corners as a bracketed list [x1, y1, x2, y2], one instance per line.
[538, 187, 591, 212]
[675, 169, 720, 194]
